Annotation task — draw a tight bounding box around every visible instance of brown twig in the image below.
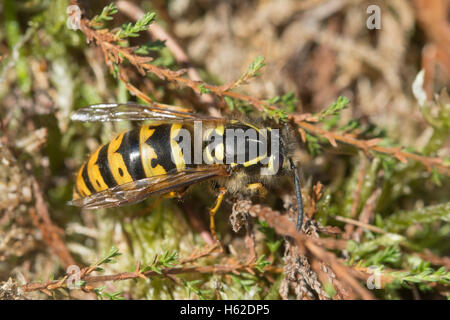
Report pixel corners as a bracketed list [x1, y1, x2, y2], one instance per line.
[293, 119, 449, 175]
[22, 264, 282, 294]
[21, 243, 281, 294]
[354, 188, 382, 240]
[332, 215, 386, 235]
[30, 178, 75, 268]
[344, 156, 367, 239]
[115, 0, 218, 115]
[247, 204, 374, 299]
[244, 216, 257, 264]
[181, 202, 215, 245]
[415, 250, 450, 269]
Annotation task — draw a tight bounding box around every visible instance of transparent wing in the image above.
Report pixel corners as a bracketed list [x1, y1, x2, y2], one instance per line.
[71, 102, 224, 123]
[69, 166, 229, 210]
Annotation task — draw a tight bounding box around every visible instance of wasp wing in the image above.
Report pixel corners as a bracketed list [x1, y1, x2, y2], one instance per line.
[69, 166, 229, 210]
[71, 102, 224, 123]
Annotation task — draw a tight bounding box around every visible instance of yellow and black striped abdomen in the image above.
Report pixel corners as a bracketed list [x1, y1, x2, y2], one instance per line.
[73, 123, 191, 199]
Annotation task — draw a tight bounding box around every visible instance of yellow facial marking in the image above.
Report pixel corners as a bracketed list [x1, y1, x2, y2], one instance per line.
[107, 131, 133, 185]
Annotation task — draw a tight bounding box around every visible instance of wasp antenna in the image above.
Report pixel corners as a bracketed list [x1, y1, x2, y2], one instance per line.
[289, 158, 304, 232]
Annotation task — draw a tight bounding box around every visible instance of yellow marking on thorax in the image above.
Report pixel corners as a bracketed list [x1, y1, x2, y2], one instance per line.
[230, 120, 266, 137]
[205, 124, 225, 164]
[76, 163, 92, 197]
[86, 146, 110, 192]
[170, 124, 186, 171]
[266, 154, 277, 175]
[214, 125, 225, 162]
[204, 127, 214, 164]
[139, 125, 166, 177]
[107, 131, 134, 185]
[243, 154, 269, 167]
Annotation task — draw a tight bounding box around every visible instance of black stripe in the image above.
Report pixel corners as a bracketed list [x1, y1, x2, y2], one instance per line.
[74, 183, 82, 198]
[145, 124, 177, 173]
[82, 163, 95, 194]
[116, 129, 146, 181]
[96, 144, 117, 188]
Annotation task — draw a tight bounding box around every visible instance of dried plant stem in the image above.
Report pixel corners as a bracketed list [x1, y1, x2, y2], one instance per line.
[115, 0, 217, 114]
[30, 178, 75, 268]
[295, 120, 449, 175]
[21, 243, 281, 294]
[247, 204, 374, 299]
[332, 215, 386, 235]
[344, 157, 367, 239]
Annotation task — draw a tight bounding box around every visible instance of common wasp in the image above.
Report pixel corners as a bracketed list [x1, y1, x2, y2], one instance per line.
[69, 103, 304, 237]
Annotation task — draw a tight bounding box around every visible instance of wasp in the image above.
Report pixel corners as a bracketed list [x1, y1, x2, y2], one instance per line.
[69, 103, 304, 237]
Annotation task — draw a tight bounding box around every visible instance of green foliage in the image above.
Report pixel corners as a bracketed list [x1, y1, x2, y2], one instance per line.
[117, 12, 156, 39]
[384, 202, 450, 233]
[363, 246, 402, 267]
[135, 40, 167, 55]
[230, 273, 262, 296]
[182, 279, 212, 300]
[340, 157, 380, 219]
[304, 133, 323, 157]
[266, 92, 298, 114]
[224, 96, 236, 110]
[92, 3, 118, 25]
[255, 255, 271, 273]
[93, 246, 122, 272]
[242, 56, 266, 82]
[258, 221, 283, 255]
[347, 233, 406, 265]
[198, 83, 211, 94]
[94, 286, 125, 300]
[140, 250, 179, 274]
[387, 259, 450, 291]
[261, 106, 289, 122]
[3, 0, 32, 93]
[317, 96, 350, 120]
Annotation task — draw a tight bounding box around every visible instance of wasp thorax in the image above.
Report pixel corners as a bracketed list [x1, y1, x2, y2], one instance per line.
[169, 121, 282, 175]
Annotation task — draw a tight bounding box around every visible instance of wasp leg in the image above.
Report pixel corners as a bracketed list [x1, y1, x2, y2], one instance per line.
[134, 188, 187, 218]
[209, 187, 227, 241]
[164, 187, 188, 199]
[164, 191, 181, 199]
[246, 183, 267, 198]
[134, 196, 164, 218]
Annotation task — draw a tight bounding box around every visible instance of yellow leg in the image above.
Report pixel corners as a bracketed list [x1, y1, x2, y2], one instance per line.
[246, 183, 267, 198]
[164, 191, 180, 199]
[164, 187, 187, 199]
[209, 187, 227, 241]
